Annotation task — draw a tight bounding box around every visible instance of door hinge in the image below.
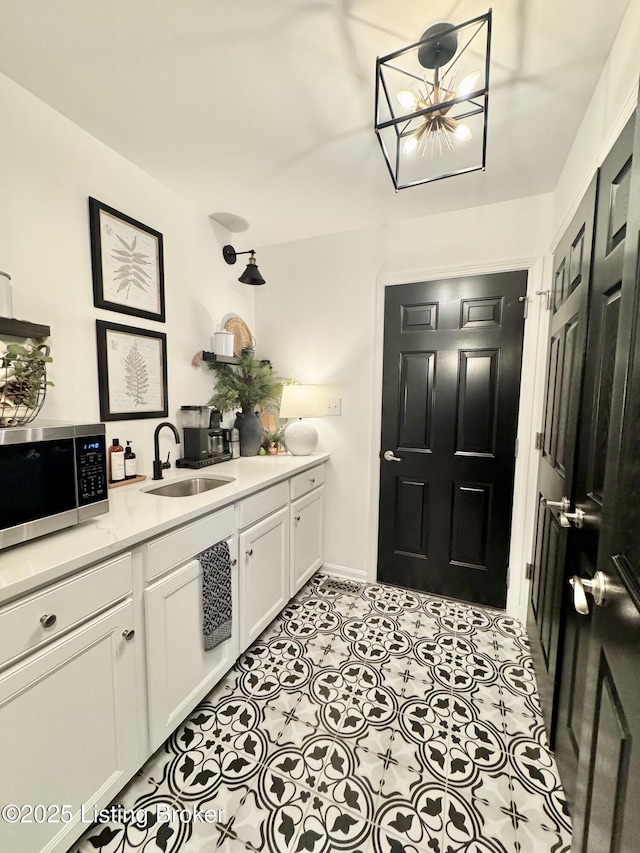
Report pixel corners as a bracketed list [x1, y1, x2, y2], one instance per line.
[515, 438, 519, 458]
[506, 565, 510, 589]
[525, 562, 534, 580]
[518, 296, 529, 318]
[535, 432, 544, 450]
[536, 289, 553, 310]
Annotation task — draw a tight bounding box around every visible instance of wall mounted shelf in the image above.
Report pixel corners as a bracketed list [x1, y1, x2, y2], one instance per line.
[0, 317, 51, 340]
[202, 351, 240, 365]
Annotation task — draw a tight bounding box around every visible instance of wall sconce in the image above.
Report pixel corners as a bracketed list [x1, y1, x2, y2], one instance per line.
[375, 10, 492, 190]
[223, 245, 265, 285]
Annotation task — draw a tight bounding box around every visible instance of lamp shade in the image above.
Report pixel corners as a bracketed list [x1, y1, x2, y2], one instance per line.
[238, 255, 265, 285]
[279, 385, 323, 419]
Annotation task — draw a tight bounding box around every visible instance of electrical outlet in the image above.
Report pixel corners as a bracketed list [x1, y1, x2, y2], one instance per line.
[326, 398, 341, 416]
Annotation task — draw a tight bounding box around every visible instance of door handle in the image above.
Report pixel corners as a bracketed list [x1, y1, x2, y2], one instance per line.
[569, 571, 607, 614]
[559, 507, 585, 528]
[383, 450, 403, 462]
[543, 496, 570, 512]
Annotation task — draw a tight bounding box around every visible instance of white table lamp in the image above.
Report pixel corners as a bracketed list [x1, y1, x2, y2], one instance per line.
[280, 385, 323, 455]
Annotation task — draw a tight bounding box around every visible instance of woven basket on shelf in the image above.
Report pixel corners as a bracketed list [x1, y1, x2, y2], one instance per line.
[224, 316, 255, 357]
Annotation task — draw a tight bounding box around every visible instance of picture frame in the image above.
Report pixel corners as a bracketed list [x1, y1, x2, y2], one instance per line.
[89, 197, 166, 322]
[96, 320, 168, 421]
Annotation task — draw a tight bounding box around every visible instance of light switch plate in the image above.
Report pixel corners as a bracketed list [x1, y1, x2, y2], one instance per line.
[326, 398, 341, 416]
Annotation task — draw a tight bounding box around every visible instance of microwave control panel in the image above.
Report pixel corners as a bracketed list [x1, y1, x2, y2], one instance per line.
[75, 435, 107, 505]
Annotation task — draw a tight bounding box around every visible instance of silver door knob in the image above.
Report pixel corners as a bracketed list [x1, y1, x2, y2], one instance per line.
[570, 571, 607, 614]
[246, 548, 253, 557]
[559, 507, 585, 528]
[543, 496, 570, 512]
[383, 450, 402, 462]
[40, 614, 57, 629]
[122, 629, 135, 641]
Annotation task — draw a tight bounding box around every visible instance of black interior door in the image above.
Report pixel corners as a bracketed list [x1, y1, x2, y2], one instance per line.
[554, 113, 635, 809]
[377, 271, 527, 608]
[527, 176, 598, 744]
[570, 102, 640, 853]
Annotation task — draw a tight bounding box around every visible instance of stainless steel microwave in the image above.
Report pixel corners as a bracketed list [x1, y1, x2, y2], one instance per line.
[0, 422, 109, 550]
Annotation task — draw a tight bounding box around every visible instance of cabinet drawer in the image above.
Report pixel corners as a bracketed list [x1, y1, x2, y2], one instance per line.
[145, 507, 235, 581]
[290, 464, 325, 500]
[237, 482, 289, 530]
[0, 552, 132, 670]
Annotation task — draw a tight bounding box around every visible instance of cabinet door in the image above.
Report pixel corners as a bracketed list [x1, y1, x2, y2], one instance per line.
[291, 485, 325, 596]
[0, 600, 139, 853]
[239, 507, 289, 649]
[145, 538, 238, 750]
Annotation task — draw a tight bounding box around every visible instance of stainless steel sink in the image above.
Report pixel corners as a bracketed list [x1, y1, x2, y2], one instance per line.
[145, 477, 234, 497]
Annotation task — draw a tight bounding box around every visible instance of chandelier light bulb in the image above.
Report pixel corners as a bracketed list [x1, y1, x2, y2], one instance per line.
[457, 71, 480, 97]
[396, 89, 419, 110]
[454, 123, 472, 141]
[402, 134, 419, 155]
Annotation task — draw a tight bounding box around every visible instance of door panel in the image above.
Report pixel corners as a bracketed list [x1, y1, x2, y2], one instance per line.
[378, 270, 527, 608]
[571, 103, 640, 852]
[528, 175, 598, 745]
[554, 114, 635, 809]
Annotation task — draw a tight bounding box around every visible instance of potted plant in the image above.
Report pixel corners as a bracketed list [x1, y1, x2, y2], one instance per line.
[208, 353, 285, 456]
[262, 427, 285, 455]
[0, 340, 53, 426]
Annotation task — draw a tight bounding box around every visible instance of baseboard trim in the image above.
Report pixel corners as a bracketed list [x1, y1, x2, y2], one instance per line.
[321, 562, 368, 583]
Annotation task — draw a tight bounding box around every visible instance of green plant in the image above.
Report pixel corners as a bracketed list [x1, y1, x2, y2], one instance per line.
[262, 428, 285, 449]
[0, 341, 53, 414]
[207, 353, 286, 412]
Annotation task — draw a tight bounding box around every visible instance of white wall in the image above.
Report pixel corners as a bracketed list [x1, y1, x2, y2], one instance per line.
[552, 0, 640, 242]
[255, 194, 553, 618]
[0, 72, 255, 471]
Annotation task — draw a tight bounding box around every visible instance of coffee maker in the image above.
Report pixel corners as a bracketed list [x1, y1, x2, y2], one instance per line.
[176, 406, 232, 468]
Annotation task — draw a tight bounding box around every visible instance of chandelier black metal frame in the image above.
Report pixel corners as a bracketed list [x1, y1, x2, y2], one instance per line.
[374, 10, 492, 190]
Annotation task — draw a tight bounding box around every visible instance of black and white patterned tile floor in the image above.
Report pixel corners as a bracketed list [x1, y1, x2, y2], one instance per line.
[72, 573, 571, 853]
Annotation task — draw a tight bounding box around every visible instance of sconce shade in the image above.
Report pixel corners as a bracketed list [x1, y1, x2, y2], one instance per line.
[223, 244, 266, 285]
[238, 256, 265, 285]
[374, 10, 492, 190]
[279, 385, 323, 419]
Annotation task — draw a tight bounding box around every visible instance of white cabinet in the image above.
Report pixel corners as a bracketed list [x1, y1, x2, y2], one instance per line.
[239, 507, 290, 649]
[145, 536, 238, 751]
[0, 599, 139, 853]
[291, 484, 325, 596]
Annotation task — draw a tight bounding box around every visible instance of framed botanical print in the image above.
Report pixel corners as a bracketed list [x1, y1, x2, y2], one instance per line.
[89, 197, 166, 322]
[96, 320, 168, 421]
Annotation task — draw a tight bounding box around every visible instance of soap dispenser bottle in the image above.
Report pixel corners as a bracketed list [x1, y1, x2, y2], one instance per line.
[109, 438, 125, 483]
[124, 441, 137, 480]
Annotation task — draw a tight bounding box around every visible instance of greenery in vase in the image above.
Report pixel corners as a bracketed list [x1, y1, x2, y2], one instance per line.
[207, 353, 287, 412]
[262, 428, 285, 450]
[0, 340, 53, 419]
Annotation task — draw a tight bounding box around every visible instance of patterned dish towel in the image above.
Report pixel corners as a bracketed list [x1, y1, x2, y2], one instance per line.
[198, 540, 232, 651]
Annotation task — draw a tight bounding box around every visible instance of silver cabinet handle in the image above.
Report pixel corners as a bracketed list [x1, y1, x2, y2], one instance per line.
[559, 507, 585, 528]
[570, 571, 607, 614]
[383, 450, 402, 462]
[40, 614, 57, 629]
[295, 515, 301, 522]
[246, 548, 253, 557]
[310, 477, 316, 484]
[122, 629, 135, 641]
[543, 496, 570, 512]
[230, 558, 237, 567]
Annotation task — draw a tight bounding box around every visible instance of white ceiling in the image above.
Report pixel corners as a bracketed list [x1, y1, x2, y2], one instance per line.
[0, 0, 631, 247]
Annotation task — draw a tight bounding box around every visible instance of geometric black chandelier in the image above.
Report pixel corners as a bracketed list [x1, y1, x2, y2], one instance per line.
[374, 10, 492, 190]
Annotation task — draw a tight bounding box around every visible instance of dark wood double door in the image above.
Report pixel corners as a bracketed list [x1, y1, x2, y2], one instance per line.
[528, 106, 640, 851]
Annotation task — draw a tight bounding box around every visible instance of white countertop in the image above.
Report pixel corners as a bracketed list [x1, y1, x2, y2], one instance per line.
[0, 453, 329, 606]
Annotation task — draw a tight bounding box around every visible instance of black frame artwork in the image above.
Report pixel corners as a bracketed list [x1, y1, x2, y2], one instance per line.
[89, 197, 166, 322]
[96, 320, 168, 421]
